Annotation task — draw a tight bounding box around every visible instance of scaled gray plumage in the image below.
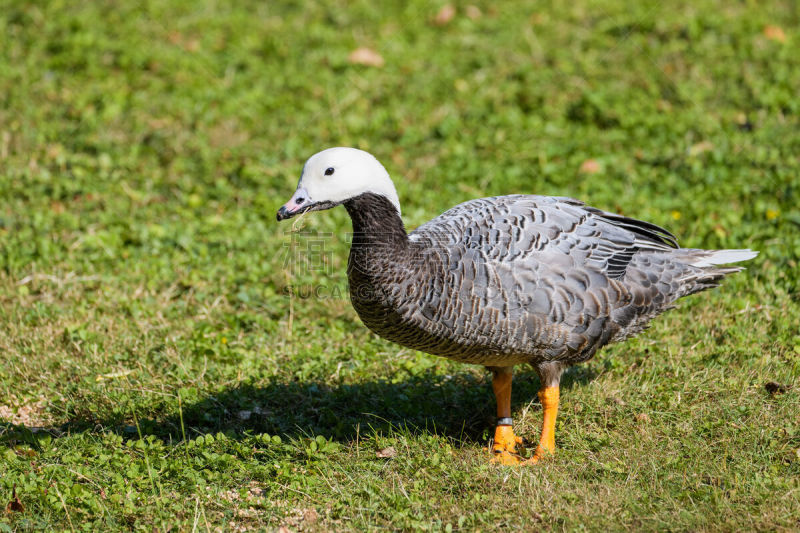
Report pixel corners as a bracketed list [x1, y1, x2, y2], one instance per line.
[344, 192, 751, 368]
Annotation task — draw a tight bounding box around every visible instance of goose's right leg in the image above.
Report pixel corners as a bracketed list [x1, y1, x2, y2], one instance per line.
[488, 366, 523, 465]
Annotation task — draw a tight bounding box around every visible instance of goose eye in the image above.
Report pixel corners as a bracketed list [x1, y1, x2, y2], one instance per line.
[324, 167, 335, 176]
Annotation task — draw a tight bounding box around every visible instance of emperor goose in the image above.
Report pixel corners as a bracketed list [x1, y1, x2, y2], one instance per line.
[277, 147, 757, 465]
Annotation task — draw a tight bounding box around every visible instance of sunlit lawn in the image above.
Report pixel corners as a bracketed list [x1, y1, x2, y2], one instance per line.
[1, 1, 799, 530]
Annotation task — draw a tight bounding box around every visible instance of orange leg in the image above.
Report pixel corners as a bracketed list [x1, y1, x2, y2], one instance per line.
[489, 368, 523, 465]
[525, 385, 559, 463]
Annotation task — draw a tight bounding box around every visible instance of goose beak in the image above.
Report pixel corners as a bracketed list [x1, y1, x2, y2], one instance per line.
[276, 187, 310, 221]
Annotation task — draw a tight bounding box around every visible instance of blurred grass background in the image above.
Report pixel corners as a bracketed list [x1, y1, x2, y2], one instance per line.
[1, 1, 799, 530]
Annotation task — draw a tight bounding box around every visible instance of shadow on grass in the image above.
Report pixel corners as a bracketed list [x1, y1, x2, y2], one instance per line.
[1, 367, 597, 447]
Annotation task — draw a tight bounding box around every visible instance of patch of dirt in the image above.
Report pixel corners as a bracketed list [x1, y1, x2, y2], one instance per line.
[280, 507, 320, 532]
[376, 446, 397, 458]
[208, 483, 325, 531]
[0, 397, 50, 427]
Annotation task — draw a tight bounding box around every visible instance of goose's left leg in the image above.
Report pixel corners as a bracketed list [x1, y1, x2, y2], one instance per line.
[525, 361, 566, 464]
[488, 366, 523, 465]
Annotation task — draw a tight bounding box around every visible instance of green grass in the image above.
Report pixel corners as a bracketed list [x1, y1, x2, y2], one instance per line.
[1, 0, 799, 530]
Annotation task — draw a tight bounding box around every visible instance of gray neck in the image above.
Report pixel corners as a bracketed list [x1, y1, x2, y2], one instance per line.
[344, 193, 408, 249]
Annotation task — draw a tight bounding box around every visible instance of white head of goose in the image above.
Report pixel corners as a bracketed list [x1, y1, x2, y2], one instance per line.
[277, 147, 758, 465]
[277, 147, 401, 220]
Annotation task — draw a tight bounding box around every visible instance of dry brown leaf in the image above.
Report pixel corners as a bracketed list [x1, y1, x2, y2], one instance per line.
[765, 381, 789, 395]
[434, 4, 456, 26]
[348, 47, 385, 67]
[167, 32, 200, 52]
[5, 499, 24, 514]
[466, 5, 482, 20]
[376, 446, 397, 458]
[735, 112, 747, 124]
[579, 159, 601, 174]
[635, 413, 651, 424]
[6, 485, 24, 514]
[689, 141, 713, 156]
[16, 448, 37, 458]
[763, 25, 787, 43]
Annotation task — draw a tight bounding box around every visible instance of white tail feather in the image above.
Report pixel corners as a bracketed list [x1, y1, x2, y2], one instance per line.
[689, 249, 759, 268]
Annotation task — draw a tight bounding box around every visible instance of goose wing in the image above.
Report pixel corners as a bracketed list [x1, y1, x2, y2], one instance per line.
[411, 194, 677, 281]
[402, 195, 679, 361]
